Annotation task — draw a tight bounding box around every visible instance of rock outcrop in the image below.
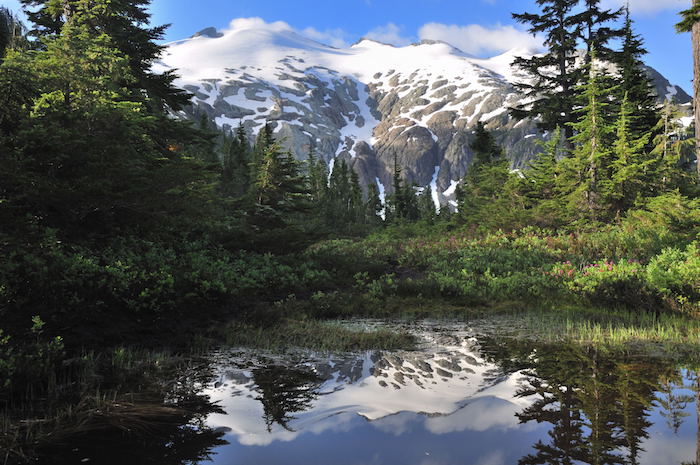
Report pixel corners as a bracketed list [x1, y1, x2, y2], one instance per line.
[156, 25, 691, 205]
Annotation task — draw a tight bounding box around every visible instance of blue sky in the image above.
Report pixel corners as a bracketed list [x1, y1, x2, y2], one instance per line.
[2, 0, 694, 91]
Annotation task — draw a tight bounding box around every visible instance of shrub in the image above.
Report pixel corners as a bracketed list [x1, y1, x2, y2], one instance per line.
[552, 260, 657, 309]
[646, 243, 700, 302]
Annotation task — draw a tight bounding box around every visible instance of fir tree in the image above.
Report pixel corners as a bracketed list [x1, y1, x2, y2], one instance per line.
[327, 159, 352, 224]
[401, 182, 420, 221]
[527, 127, 562, 202]
[253, 143, 309, 224]
[609, 93, 651, 218]
[365, 182, 383, 224]
[471, 121, 503, 164]
[349, 168, 364, 222]
[195, 112, 219, 165]
[614, 7, 660, 141]
[249, 123, 276, 199]
[458, 122, 510, 224]
[1, 0, 216, 234]
[234, 123, 251, 190]
[221, 130, 236, 184]
[306, 145, 328, 207]
[513, 129, 568, 226]
[511, 0, 582, 144]
[418, 185, 437, 222]
[562, 56, 617, 221]
[222, 123, 251, 195]
[650, 101, 694, 192]
[573, 0, 623, 63]
[20, 0, 190, 112]
[0, 7, 27, 59]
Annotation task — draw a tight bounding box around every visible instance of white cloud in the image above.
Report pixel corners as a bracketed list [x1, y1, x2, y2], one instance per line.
[603, 0, 690, 14]
[223, 17, 351, 48]
[364, 23, 413, 46]
[302, 27, 350, 48]
[222, 17, 414, 49]
[228, 17, 292, 33]
[418, 22, 543, 56]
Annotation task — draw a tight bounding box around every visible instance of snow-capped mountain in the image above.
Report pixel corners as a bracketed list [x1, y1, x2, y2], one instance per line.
[156, 22, 691, 204]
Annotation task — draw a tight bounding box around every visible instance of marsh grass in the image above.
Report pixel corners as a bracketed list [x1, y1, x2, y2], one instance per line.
[222, 319, 416, 352]
[0, 347, 213, 464]
[475, 306, 700, 356]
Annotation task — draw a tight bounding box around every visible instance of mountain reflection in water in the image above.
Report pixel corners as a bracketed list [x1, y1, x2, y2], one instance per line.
[202, 328, 699, 465]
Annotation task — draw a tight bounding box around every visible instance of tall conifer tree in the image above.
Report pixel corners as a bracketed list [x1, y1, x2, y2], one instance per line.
[0, 7, 27, 59]
[615, 7, 659, 141]
[20, 0, 189, 111]
[249, 123, 275, 199]
[609, 93, 650, 218]
[574, 0, 623, 63]
[458, 122, 510, 223]
[650, 101, 693, 192]
[512, 0, 581, 145]
[365, 182, 383, 224]
[561, 56, 616, 220]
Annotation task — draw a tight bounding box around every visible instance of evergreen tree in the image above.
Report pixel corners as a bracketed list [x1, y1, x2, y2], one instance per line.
[527, 128, 562, 201]
[458, 122, 511, 224]
[20, 0, 190, 112]
[349, 168, 364, 222]
[418, 185, 437, 222]
[561, 57, 617, 221]
[19, 0, 64, 38]
[516, 128, 567, 226]
[221, 130, 236, 184]
[306, 145, 328, 207]
[222, 123, 251, 195]
[471, 121, 503, 164]
[195, 111, 219, 165]
[249, 123, 276, 199]
[511, 0, 582, 144]
[0, 7, 27, 59]
[574, 0, 623, 63]
[254, 142, 309, 224]
[401, 182, 420, 221]
[614, 7, 660, 141]
[609, 93, 651, 218]
[650, 101, 694, 192]
[365, 182, 383, 224]
[234, 124, 251, 190]
[327, 159, 352, 224]
[386, 155, 406, 222]
[1, 0, 216, 235]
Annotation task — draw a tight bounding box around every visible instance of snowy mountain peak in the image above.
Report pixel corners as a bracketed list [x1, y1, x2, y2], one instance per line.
[190, 27, 223, 39]
[160, 20, 691, 204]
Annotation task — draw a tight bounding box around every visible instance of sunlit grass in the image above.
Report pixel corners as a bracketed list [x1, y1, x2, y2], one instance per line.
[222, 319, 416, 352]
[477, 305, 700, 354]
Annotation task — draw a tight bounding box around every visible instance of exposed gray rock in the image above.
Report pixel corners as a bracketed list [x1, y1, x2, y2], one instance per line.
[170, 33, 687, 206]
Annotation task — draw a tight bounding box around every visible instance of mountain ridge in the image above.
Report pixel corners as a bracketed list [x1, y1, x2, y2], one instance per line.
[158, 23, 691, 206]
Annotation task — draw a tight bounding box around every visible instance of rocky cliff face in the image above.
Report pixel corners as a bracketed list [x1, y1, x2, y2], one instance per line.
[156, 24, 690, 206]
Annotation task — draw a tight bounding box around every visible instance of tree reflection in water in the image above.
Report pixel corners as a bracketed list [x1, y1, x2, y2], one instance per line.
[480, 337, 698, 465]
[251, 365, 321, 432]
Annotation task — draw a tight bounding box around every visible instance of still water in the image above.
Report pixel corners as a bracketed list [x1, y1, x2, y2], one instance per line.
[48, 324, 700, 465]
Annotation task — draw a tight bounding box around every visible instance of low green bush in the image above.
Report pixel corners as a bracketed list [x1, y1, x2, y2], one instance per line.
[647, 242, 700, 303]
[551, 260, 659, 309]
